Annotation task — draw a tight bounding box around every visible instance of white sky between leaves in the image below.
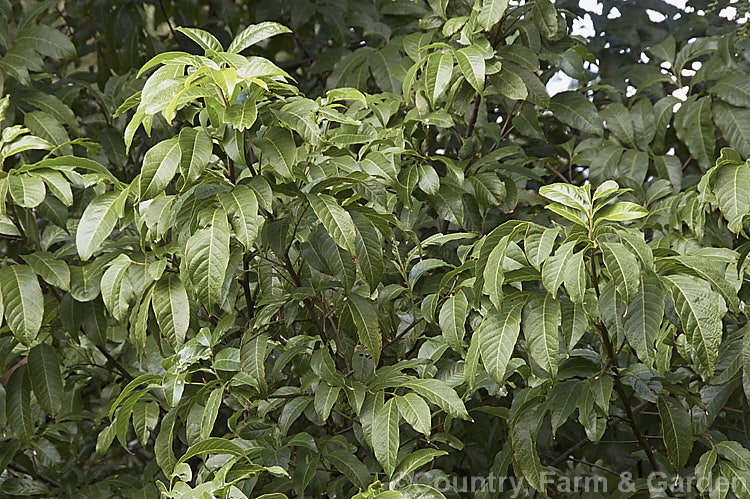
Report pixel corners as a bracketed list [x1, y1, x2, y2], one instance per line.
[545, 0, 747, 97]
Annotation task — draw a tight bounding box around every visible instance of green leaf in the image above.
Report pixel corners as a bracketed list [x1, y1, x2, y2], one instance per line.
[662, 275, 726, 376]
[564, 249, 586, 304]
[532, 0, 557, 38]
[713, 160, 750, 234]
[219, 185, 260, 249]
[28, 343, 63, 414]
[478, 302, 522, 385]
[307, 193, 357, 255]
[153, 273, 190, 347]
[483, 235, 510, 310]
[8, 173, 45, 208]
[657, 396, 693, 471]
[176, 437, 245, 466]
[393, 449, 448, 479]
[352, 212, 384, 292]
[401, 379, 471, 420]
[542, 241, 575, 296]
[623, 276, 666, 367]
[240, 332, 268, 393]
[522, 293, 560, 378]
[713, 102, 750, 158]
[674, 96, 715, 169]
[36, 169, 73, 206]
[538, 183, 588, 212]
[259, 127, 296, 180]
[695, 449, 717, 492]
[22, 252, 70, 291]
[396, 393, 431, 438]
[524, 226, 559, 270]
[5, 365, 33, 443]
[455, 45, 485, 93]
[600, 241, 640, 302]
[16, 24, 75, 59]
[347, 293, 381, 366]
[101, 255, 132, 322]
[178, 127, 212, 182]
[494, 67, 527, 100]
[478, 0, 509, 30]
[601, 103, 634, 146]
[225, 98, 257, 131]
[139, 137, 181, 200]
[184, 207, 231, 310]
[438, 292, 468, 353]
[327, 450, 371, 491]
[200, 386, 224, 440]
[228, 22, 291, 53]
[595, 202, 648, 223]
[314, 382, 341, 420]
[424, 52, 453, 104]
[710, 72, 750, 107]
[373, 398, 399, 477]
[76, 191, 122, 260]
[133, 401, 159, 445]
[550, 91, 603, 135]
[175, 27, 222, 52]
[0, 265, 43, 345]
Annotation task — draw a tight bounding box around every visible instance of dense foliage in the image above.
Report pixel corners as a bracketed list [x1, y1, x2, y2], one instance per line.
[3, 0, 750, 497]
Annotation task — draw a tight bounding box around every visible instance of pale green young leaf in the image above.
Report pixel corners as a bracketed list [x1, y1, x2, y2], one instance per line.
[564, 249, 586, 303]
[478, 0, 509, 30]
[424, 52, 453, 104]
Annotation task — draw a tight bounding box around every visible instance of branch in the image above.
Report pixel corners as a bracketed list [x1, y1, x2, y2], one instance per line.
[549, 401, 649, 467]
[96, 346, 134, 382]
[465, 92, 481, 138]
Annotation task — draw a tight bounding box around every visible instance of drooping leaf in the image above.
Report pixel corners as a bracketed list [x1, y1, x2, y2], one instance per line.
[184, 207, 231, 310]
[522, 293, 560, 378]
[658, 396, 693, 471]
[600, 241, 640, 302]
[396, 393, 431, 438]
[28, 343, 63, 415]
[455, 45, 485, 93]
[139, 137, 181, 201]
[550, 91, 603, 135]
[479, 302, 523, 385]
[152, 273, 190, 347]
[662, 275, 727, 376]
[623, 275, 666, 367]
[373, 398, 399, 477]
[347, 293, 381, 366]
[439, 292, 468, 353]
[76, 191, 122, 260]
[0, 265, 43, 345]
[307, 193, 357, 255]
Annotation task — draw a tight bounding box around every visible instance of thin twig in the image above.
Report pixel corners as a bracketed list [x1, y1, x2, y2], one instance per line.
[157, 0, 178, 42]
[96, 346, 134, 382]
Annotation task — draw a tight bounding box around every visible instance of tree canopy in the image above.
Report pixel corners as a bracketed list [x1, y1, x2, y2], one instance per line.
[2, 0, 750, 497]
